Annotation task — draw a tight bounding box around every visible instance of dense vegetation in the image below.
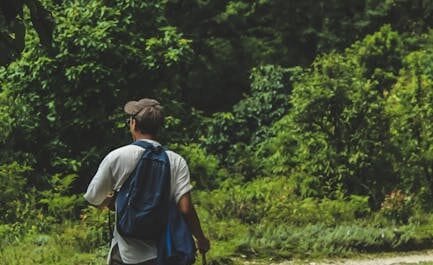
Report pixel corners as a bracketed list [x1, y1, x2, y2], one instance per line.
[4, 0, 433, 264]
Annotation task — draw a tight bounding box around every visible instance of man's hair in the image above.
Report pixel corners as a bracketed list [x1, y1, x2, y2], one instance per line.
[134, 105, 164, 135]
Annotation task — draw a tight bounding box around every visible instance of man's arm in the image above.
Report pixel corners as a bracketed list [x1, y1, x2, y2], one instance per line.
[178, 192, 210, 253]
[84, 153, 114, 207]
[94, 193, 115, 210]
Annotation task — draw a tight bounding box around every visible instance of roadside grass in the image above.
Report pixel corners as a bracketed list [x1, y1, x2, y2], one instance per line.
[4, 210, 433, 265]
[3, 225, 433, 265]
[0, 232, 107, 265]
[0, 213, 108, 265]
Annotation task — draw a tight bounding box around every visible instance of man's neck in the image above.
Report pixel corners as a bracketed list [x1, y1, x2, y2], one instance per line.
[133, 132, 156, 141]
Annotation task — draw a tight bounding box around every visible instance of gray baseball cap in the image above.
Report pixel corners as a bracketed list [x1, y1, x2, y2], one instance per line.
[124, 98, 161, 115]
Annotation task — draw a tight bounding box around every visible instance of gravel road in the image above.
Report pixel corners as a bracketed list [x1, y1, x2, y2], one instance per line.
[242, 250, 433, 265]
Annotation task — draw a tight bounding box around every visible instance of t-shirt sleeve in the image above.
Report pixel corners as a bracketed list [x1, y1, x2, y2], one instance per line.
[84, 153, 114, 206]
[173, 156, 193, 203]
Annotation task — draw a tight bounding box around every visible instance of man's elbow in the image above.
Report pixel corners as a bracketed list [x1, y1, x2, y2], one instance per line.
[84, 195, 110, 210]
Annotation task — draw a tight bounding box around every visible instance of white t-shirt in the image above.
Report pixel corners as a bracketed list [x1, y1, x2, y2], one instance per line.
[84, 139, 192, 264]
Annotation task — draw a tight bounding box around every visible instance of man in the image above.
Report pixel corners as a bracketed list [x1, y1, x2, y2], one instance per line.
[84, 98, 210, 265]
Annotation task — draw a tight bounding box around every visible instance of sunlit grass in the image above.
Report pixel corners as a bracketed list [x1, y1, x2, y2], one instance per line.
[0, 230, 107, 265]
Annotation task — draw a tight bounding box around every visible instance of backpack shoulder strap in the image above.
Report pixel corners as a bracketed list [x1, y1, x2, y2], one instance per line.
[131, 140, 167, 153]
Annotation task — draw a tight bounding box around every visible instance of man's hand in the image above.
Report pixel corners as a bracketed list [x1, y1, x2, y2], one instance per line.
[196, 236, 210, 253]
[178, 193, 211, 254]
[98, 193, 116, 210]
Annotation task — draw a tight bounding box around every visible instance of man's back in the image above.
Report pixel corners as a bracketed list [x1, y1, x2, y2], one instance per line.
[84, 139, 192, 264]
[84, 98, 209, 265]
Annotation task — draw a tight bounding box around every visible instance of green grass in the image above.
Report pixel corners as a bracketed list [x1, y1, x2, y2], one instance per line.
[0, 221, 108, 265]
[0, 233, 107, 265]
[4, 211, 433, 265]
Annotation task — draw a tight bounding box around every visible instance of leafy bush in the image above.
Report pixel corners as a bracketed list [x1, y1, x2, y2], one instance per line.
[386, 46, 433, 207]
[348, 24, 404, 93]
[171, 143, 228, 189]
[60, 207, 110, 251]
[379, 190, 414, 224]
[0, 162, 33, 222]
[0, 0, 194, 193]
[192, 192, 250, 263]
[196, 177, 291, 223]
[259, 27, 407, 203]
[196, 177, 370, 226]
[201, 65, 300, 177]
[0, 92, 14, 143]
[265, 195, 370, 226]
[40, 174, 85, 221]
[0, 224, 26, 250]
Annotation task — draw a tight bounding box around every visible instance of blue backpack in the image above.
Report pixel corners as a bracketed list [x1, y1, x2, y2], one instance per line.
[157, 202, 197, 265]
[115, 140, 196, 265]
[116, 141, 171, 241]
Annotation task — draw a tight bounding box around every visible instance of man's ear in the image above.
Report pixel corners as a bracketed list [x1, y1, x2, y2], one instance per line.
[131, 118, 138, 131]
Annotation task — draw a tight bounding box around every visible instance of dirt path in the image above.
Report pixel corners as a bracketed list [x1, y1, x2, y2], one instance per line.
[322, 252, 433, 265]
[243, 250, 433, 265]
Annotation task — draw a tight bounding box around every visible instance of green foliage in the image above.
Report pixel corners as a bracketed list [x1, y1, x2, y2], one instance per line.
[348, 24, 404, 93]
[0, 0, 194, 190]
[0, 206, 109, 264]
[197, 177, 370, 226]
[63, 207, 111, 251]
[0, 0, 54, 65]
[264, 56, 388, 199]
[202, 65, 299, 177]
[0, 229, 107, 265]
[265, 195, 370, 227]
[195, 204, 248, 263]
[0, 162, 32, 222]
[0, 92, 13, 143]
[386, 46, 433, 209]
[234, 65, 300, 146]
[260, 27, 407, 203]
[247, 221, 433, 258]
[171, 143, 228, 189]
[203, 65, 294, 150]
[167, 0, 433, 110]
[40, 174, 84, 221]
[0, 223, 26, 250]
[379, 190, 414, 224]
[5, 1, 433, 263]
[196, 177, 290, 224]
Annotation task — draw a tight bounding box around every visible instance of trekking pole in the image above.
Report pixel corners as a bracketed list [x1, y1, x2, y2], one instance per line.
[201, 252, 207, 265]
[108, 209, 113, 246]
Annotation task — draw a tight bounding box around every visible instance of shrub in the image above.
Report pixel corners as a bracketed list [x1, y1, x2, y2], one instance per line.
[196, 177, 370, 226]
[39, 174, 85, 221]
[379, 190, 413, 224]
[259, 29, 402, 202]
[385, 46, 433, 205]
[78, 206, 112, 250]
[201, 65, 300, 177]
[0, 162, 33, 222]
[265, 194, 370, 226]
[170, 143, 228, 189]
[194, 204, 248, 263]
